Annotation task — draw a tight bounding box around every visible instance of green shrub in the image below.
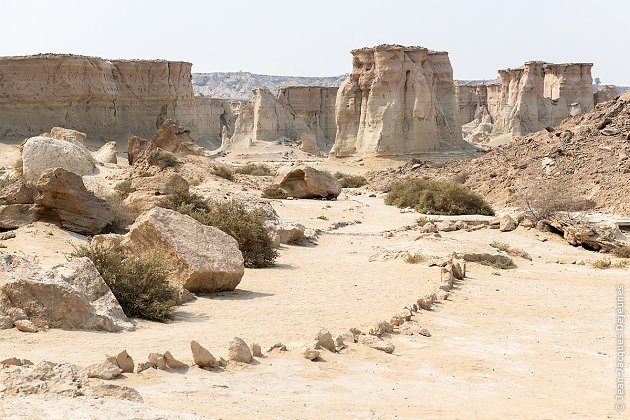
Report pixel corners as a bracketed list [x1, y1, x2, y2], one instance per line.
[160, 189, 278, 268]
[147, 150, 177, 169]
[333, 172, 367, 188]
[385, 178, 494, 216]
[261, 184, 288, 199]
[71, 244, 176, 322]
[235, 163, 275, 176]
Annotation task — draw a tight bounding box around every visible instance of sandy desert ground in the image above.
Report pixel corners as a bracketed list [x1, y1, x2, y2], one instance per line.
[1, 139, 628, 418]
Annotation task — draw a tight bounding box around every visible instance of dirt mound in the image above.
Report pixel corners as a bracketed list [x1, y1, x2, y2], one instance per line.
[367, 97, 630, 215]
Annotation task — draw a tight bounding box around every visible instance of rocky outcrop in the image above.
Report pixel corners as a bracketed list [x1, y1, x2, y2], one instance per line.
[97, 207, 244, 293]
[0, 54, 198, 143]
[127, 120, 204, 165]
[35, 168, 114, 235]
[0, 255, 133, 332]
[331, 44, 466, 158]
[272, 165, 341, 199]
[594, 85, 618, 104]
[458, 62, 595, 141]
[93, 141, 118, 164]
[223, 86, 338, 154]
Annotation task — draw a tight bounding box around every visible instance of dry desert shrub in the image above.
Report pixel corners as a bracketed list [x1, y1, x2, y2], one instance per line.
[490, 241, 532, 260]
[385, 178, 494, 216]
[160, 189, 277, 268]
[234, 163, 275, 176]
[147, 150, 178, 169]
[333, 172, 367, 188]
[613, 246, 630, 259]
[261, 184, 288, 199]
[71, 243, 176, 322]
[211, 163, 235, 181]
[523, 179, 596, 222]
[404, 253, 426, 264]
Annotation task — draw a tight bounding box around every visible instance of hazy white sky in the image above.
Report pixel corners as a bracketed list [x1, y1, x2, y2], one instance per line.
[2, 0, 628, 84]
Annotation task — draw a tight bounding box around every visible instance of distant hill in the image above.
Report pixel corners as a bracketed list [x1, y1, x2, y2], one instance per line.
[192, 72, 347, 100]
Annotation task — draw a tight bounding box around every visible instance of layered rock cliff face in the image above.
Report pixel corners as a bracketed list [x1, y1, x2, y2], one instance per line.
[222, 86, 337, 154]
[594, 85, 618, 104]
[0, 54, 200, 143]
[330, 45, 466, 158]
[458, 61, 594, 140]
[194, 97, 237, 149]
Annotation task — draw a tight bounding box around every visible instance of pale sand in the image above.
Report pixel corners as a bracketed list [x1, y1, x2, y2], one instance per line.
[0, 142, 627, 418]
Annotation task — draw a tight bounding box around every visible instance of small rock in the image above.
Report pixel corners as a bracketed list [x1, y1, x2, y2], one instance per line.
[0, 316, 14, 329]
[1, 357, 23, 366]
[228, 337, 252, 363]
[251, 343, 263, 358]
[400, 321, 421, 336]
[14, 319, 38, 333]
[190, 340, 218, 368]
[218, 357, 227, 367]
[499, 215, 517, 232]
[83, 360, 122, 380]
[349, 328, 362, 342]
[148, 353, 167, 370]
[417, 294, 436, 310]
[163, 351, 188, 369]
[369, 320, 394, 336]
[340, 331, 355, 344]
[267, 342, 287, 352]
[303, 346, 320, 361]
[316, 328, 336, 352]
[87, 384, 143, 403]
[419, 328, 431, 337]
[420, 222, 438, 233]
[135, 361, 155, 373]
[435, 289, 450, 300]
[358, 335, 395, 354]
[334, 335, 345, 351]
[454, 220, 468, 230]
[116, 350, 134, 373]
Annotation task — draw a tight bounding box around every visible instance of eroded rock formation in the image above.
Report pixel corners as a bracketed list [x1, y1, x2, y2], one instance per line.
[194, 97, 237, 149]
[458, 61, 595, 140]
[223, 86, 338, 154]
[0, 54, 197, 142]
[330, 45, 465, 158]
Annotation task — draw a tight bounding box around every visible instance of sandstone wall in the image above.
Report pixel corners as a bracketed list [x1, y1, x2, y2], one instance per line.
[194, 97, 237, 149]
[456, 84, 489, 125]
[491, 61, 594, 136]
[223, 86, 338, 154]
[0, 54, 201, 144]
[330, 45, 466, 158]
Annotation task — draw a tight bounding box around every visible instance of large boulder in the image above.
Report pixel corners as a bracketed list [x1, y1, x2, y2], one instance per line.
[543, 217, 628, 252]
[127, 120, 204, 165]
[45, 127, 87, 146]
[22, 135, 96, 183]
[93, 141, 118, 164]
[0, 204, 40, 229]
[0, 254, 133, 332]
[110, 207, 244, 293]
[35, 167, 114, 235]
[272, 165, 341, 199]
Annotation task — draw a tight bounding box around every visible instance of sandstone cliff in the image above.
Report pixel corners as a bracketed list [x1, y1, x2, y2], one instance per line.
[330, 45, 467, 158]
[222, 86, 337, 154]
[194, 97, 237, 149]
[0, 54, 200, 143]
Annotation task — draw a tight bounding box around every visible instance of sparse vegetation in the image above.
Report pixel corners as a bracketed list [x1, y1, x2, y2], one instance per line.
[71, 243, 176, 322]
[385, 178, 495, 216]
[477, 259, 515, 270]
[613, 246, 630, 259]
[147, 150, 178, 169]
[235, 163, 275, 176]
[405, 253, 426, 264]
[490, 241, 532, 261]
[333, 172, 367, 188]
[261, 184, 288, 199]
[592, 258, 612, 269]
[523, 180, 597, 222]
[211, 164, 235, 181]
[13, 158, 24, 180]
[113, 179, 134, 199]
[160, 189, 278, 268]
[452, 171, 469, 184]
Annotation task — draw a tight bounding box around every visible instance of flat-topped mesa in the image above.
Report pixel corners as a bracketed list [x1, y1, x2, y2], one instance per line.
[491, 61, 594, 136]
[330, 44, 466, 158]
[221, 85, 338, 154]
[0, 54, 201, 142]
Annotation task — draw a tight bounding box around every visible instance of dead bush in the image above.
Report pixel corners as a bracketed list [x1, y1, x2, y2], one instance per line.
[234, 164, 275, 176]
[333, 172, 367, 188]
[211, 163, 234, 181]
[261, 184, 288, 199]
[523, 179, 597, 222]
